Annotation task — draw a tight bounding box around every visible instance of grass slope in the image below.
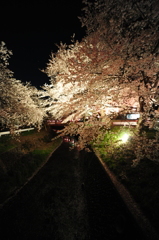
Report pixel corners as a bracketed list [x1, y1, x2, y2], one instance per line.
[93, 127, 159, 233]
[0, 128, 62, 204]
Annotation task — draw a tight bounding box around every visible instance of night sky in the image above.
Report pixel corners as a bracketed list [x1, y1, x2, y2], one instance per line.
[1, 0, 86, 88]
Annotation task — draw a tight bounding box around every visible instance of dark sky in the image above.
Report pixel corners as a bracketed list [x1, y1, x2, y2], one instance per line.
[0, 0, 86, 88]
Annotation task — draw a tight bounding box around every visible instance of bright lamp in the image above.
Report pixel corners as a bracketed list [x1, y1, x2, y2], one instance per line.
[121, 133, 129, 143]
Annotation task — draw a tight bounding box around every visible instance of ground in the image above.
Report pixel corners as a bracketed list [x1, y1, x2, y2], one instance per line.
[0, 143, 147, 240]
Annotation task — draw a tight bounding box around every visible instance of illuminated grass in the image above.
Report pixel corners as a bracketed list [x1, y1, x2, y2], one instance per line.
[93, 127, 159, 232]
[0, 135, 16, 154]
[0, 129, 62, 204]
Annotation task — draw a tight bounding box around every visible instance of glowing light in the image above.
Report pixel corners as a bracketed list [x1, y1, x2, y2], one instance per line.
[120, 133, 129, 143]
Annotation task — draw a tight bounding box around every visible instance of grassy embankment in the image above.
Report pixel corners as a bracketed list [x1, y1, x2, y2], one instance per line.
[93, 126, 159, 232]
[0, 128, 62, 204]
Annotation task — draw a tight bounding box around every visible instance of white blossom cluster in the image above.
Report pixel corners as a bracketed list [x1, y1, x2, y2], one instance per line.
[0, 42, 45, 131]
[40, 0, 159, 149]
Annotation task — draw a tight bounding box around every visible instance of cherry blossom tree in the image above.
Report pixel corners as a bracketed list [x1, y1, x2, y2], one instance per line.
[41, 36, 139, 148]
[42, 40, 139, 122]
[41, 0, 159, 148]
[80, 0, 159, 124]
[0, 42, 45, 131]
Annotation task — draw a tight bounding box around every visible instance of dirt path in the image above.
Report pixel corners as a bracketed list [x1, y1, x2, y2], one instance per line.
[0, 144, 89, 240]
[0, 143, 148, 240]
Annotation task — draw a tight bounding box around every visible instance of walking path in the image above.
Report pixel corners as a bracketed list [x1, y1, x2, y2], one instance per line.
[0, 144, 89, 240]
[0, 143, 157, 239]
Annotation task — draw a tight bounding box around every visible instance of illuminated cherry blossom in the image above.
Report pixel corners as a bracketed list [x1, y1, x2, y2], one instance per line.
[0, 42, 45, 130]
